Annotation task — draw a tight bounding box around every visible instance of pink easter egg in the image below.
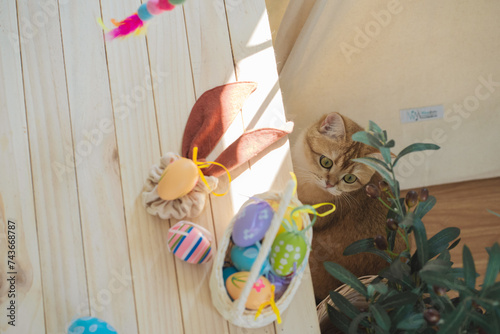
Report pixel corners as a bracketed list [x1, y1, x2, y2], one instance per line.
[167, 221, 213, 264]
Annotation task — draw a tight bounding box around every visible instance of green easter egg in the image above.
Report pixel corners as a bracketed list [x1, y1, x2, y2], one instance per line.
[169, 0, 186, 5]
[269, 232, 308, 276]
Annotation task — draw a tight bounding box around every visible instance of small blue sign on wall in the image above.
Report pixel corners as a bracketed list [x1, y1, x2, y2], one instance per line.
[400, 105, 444, 123]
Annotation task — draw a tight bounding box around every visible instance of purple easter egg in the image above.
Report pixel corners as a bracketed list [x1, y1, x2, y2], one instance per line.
[232, 201, 274, 247]
[267, 270, 293, 300]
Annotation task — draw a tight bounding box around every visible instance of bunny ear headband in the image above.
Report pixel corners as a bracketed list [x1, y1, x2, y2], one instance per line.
[142, 82, 294, 220]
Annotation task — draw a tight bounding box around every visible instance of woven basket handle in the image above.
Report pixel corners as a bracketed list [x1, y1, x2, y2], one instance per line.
[231, 180, 296, 317]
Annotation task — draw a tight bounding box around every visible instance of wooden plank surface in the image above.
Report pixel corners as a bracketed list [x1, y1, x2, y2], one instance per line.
[1, 0, 320, 333]
[0, 1, 45, 333]
[13, 1, 90, 332]
[99, 1, 185, 333]
[59, 1, 138, 331]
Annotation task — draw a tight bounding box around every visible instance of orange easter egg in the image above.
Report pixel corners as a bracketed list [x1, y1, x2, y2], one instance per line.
[225, 272, 273, 310]
[157, 158, 199, 200]
[268, 200, 304, 235]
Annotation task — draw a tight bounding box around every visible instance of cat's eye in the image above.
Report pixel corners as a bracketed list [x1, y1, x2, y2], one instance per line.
[343, 174, 357, 184]
[319, 155, 333, 169]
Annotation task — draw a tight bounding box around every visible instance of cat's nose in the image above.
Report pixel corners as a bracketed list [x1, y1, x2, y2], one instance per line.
[326, 181, 336, 188]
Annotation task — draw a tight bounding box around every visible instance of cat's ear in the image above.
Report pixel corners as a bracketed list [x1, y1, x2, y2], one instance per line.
[319, 113, 346, 139]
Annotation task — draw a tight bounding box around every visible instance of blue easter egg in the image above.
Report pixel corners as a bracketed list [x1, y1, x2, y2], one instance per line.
[222, 266, 238, 282]
[68, 317, 117, 334]
[230, 244, 270, 275]
[232, 201, 274, 247]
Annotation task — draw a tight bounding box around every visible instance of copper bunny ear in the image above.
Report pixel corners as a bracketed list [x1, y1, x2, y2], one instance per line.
[182, 82, 258, 160]
[203, 125, 294, 178]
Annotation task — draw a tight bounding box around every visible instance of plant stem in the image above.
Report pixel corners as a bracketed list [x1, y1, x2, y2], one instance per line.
[388, 164, 405, 220]
[385, 248, 399, 258]
[378, 197, 399, 214]
[398, 228, 410, 253]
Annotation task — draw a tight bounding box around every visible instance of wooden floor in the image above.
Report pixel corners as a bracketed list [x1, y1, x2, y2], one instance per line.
[0, 1, 319, 333]
[405, 177, 500, 285]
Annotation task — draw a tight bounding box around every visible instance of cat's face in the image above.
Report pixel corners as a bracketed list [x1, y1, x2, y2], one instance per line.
[293, 113, 379, 198]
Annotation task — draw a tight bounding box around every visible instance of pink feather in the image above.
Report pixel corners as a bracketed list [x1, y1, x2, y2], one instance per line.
[106, 13, 144, 40]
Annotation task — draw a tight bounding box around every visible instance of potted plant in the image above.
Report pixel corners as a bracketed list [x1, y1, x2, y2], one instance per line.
[318, 121, 500, 334]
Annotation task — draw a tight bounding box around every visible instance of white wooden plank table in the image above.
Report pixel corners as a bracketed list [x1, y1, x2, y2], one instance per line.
[0, 1, 320, 333]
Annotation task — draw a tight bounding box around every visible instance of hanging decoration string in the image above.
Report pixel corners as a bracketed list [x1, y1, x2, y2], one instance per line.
[192, 147, 232, 197]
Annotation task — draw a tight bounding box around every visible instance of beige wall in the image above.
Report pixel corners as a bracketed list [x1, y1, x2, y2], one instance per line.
[270, 0, 500, 189]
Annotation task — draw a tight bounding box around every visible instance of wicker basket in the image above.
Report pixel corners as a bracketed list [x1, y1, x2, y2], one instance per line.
[209, 180, 313, 328]
[316, 275, 377, 334]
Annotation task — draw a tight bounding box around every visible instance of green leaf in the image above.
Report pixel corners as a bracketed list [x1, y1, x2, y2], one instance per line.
[368, 282, 389, 296]
[421, 259, 453, 273]
[428, 227, 461, 252]
[419, 270, 471, 295]
[437, 249, 451, 262]
[383, 140, 395, 148]
[327, 304, 351, 333]
[467, 311, 494, 333]
[343, 238, 374, 255]
[439, 302, 467, 334]
[413, 218, 429, 267]
[393, 143, 440, 166]
[380, 147, 392, 165]
[352, 131, 383, 149]
[324, 262, 369, 298]
[329, 290, 361, 321]
[351, 157, 392, 183]
[369, 120, 383, 134]
[390, 304, 413, 327]
[462, 245, 477, 289]
[343, 238, 392, 263]
[483, 242, 500, 288]
[382, 130, 388, 142]
[395, 313, 425, 330]
[481, 281, 500, 300]
[348, 312, 369, 334]
[379, 267, 414, 290]
[380, 291, 418, 309]
[448, 237, 461, 251]
[414, 196, 436, 219]
[370, 304, 391, 331]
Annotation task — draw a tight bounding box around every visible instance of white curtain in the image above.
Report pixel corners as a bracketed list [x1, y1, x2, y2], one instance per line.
[269, 0, 500, 189]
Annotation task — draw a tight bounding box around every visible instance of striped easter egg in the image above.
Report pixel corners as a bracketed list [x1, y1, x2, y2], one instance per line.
[167, 221, 214, 264]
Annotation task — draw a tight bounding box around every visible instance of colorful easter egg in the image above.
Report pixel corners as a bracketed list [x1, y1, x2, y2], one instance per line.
[232, 201, 274, 247]
[68, 317, 117, 334]
[269, 232, 308, 276]
[267, 200, 304, 235]
[167, 221, 213, 264]
[157, 158, 199, 200]
[267, 270, 293, 300]
[231, 244, 270, 275]
[225, 272, 273, 309]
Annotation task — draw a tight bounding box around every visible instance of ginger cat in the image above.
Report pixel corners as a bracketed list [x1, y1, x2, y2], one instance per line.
[292, 112, 404, 302]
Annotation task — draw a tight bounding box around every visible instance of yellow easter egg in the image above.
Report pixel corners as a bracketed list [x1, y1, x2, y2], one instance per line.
[268, 200, 304, 235]
[225, 272, 273, 310]
[157, 158, 199, 200]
